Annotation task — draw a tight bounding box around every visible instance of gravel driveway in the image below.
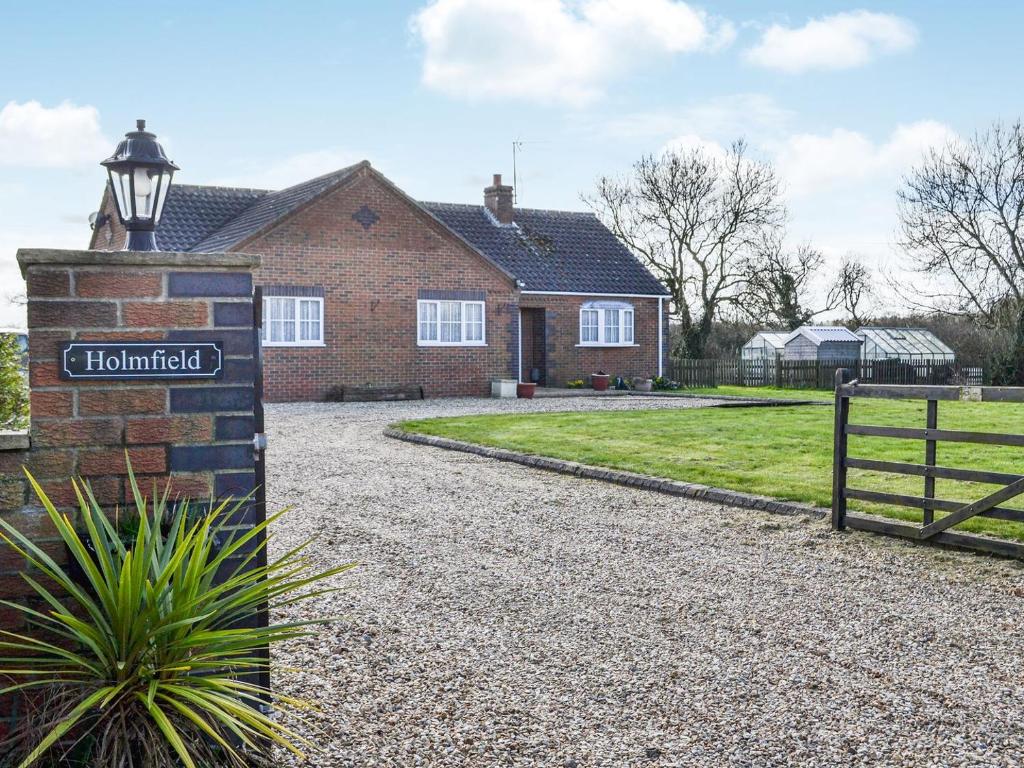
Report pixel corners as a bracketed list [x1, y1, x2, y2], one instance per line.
[265, 396, 1024, 768]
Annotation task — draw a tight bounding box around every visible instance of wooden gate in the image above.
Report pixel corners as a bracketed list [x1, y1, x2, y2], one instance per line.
[831, 369, 1024, 558]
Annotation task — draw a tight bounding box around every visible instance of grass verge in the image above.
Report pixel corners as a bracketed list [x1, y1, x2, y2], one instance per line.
[666, 385, 832, 400]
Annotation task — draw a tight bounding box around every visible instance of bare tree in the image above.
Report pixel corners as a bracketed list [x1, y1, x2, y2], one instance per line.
[741, 238, 836, 330]
[585, 140, 785, 358]
[898, 120, 1024, 327]
[828, 256, 874, 327]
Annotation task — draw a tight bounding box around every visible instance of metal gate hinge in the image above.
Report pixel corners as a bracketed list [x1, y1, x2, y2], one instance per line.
[253, 433, 268, 451]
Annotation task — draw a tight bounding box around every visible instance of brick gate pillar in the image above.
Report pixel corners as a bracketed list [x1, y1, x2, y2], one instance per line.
[0, 248, 263, 737]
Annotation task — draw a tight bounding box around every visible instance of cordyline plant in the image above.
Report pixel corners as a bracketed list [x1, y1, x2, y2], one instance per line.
[0, 463, 354, 768]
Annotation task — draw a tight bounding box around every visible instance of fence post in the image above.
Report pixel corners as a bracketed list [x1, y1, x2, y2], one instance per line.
[831, 368, 851, 530]
[923, 399, 938, 525]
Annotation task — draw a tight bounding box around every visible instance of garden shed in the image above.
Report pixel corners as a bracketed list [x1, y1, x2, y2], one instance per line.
[782, 325, 861, 361]
[741, 331, 789, 360]
[855, 327, 955, 363]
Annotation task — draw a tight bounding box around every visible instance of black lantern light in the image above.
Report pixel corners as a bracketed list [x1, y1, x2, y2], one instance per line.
[101, 119, 178, 251]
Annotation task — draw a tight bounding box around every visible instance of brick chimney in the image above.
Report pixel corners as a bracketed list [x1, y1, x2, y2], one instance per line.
[484, 173, 514, 224]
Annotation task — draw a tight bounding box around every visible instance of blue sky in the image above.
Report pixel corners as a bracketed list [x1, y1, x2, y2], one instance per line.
[1, 0, 1021, 325]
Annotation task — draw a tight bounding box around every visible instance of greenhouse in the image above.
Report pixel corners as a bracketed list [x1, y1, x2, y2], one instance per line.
[741, 331, 790, 360]
[855, 327, 955, 363]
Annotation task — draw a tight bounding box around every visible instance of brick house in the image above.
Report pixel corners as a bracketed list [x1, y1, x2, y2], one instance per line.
[89, 162, 669, 401]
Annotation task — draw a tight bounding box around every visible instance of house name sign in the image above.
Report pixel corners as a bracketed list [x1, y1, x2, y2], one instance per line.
[59, 341, 224, 381]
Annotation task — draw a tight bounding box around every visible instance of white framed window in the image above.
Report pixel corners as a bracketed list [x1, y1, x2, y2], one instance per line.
[418, 301, 438, 342]
[417, 300, 487, 346]
[604, 309, 620, 344]
[262, 296, 324, 347]
[465, 302, 484, 342]
[581, 309, 599, 343]
[579, 301, 636, 346]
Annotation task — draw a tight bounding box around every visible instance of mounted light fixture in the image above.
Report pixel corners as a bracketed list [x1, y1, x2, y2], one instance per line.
[101, 119, 178, 251]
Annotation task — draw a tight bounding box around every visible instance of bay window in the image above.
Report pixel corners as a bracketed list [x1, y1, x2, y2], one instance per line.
[418, 299, 486, 346]
[579, 301, 635, 346]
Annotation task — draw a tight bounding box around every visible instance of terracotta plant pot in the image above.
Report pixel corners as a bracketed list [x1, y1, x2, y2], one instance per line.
[591, 374, 611, 391]
[517, 382, 536, 399]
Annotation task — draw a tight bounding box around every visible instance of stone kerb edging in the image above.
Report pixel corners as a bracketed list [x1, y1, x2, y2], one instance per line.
[383, 427, 827, 520]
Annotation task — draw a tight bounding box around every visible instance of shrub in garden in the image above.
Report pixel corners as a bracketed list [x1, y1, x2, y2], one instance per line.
[0, 333, 29, 430]
[652, 376, 680, 390]
[0, 463, 355, 768]
[565, 379, 585, 389]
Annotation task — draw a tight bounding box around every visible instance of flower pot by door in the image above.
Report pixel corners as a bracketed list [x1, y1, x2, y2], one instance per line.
[591, 374, 610, 391]
[517, 382, 536, 399]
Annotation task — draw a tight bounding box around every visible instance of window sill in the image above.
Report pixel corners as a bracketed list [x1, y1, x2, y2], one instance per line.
[262, 342, 327, 348]
[418, 342, 489, 348]
[576, 343, 640, 348]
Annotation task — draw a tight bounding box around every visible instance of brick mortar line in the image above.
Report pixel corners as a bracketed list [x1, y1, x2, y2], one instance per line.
[382, 427, 826, 520]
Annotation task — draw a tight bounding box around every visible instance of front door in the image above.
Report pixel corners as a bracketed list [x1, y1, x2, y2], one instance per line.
[520, 308, 547, 386]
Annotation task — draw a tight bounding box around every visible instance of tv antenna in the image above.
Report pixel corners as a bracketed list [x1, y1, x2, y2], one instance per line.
[512, 140, 524, 204]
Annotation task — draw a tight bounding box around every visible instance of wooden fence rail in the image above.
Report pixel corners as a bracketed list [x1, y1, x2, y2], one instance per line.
[669, 358, 983, 389]
[831, 369, 1024, 558]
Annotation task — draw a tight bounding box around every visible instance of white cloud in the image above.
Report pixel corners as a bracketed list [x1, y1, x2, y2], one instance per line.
[606, 93, 792, 141]
[745, 11, 917, 73]
[212, 149, 365, 190]
[643, 120, 955, 316]
[412, 0, 735, 106]
[0, 226, 88, 328]
[660, 133, 730, 162]
[774, 120, 955, 197]
[0, 101, 109, 168]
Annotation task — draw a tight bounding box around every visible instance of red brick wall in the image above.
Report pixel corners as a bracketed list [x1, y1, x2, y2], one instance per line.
[89, 172, 670, 399]
[520, 294, 664, 387]
[0, 253, 260, 737]
[2, 256, 258, 622]
[0, 251, 265, 741]
[241, 170, 519, 400]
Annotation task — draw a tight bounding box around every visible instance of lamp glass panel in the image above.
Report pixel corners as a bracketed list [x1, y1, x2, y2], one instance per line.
[153, 171, 173, 223]
[133, 167, 159, 220]
[115, 171, 135, 221]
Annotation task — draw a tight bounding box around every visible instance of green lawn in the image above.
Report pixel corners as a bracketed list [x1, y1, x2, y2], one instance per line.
[670, 385, 832, 401]
[398, 398, 1024, 541]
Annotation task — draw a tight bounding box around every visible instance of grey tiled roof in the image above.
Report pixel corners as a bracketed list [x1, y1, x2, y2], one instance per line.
[155, 184, 269, 252]
[422, 202, 669, 295]
[191, 163, 365, 252]
[127, 166, 668, 296]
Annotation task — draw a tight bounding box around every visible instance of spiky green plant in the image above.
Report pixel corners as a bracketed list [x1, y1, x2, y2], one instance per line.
[0, 463, 355, 768]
